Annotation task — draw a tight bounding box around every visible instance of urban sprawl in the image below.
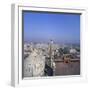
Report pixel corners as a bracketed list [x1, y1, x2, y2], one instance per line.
[23, 40, 80, 77]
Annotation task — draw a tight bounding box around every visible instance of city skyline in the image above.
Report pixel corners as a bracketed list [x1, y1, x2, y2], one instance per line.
[23, 11, 80, 44]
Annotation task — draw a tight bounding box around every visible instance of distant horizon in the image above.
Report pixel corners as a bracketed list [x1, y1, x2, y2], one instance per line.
[24, 40, 80, 45]
[23, 11, 80, 44]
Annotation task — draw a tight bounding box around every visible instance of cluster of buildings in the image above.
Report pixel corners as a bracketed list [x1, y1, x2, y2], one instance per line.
[23, 40, 80, 77]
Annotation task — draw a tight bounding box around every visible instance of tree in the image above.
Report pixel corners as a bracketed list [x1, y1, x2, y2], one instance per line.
[63, 47, 69, 54]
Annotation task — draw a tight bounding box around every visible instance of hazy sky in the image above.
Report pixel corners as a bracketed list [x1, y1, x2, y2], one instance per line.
[23, 11, 80, 44]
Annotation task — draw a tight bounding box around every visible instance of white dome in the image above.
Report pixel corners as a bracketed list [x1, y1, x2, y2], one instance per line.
[70, 49, 77, 53]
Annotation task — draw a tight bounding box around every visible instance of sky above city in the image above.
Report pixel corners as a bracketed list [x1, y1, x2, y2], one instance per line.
[23, 11, 80, 44]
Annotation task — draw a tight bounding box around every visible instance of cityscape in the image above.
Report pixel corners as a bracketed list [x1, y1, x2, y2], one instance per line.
[23, 11, 80, 77]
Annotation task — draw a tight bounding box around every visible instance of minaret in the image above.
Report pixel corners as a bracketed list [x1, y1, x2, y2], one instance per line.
[49, 40, 54, 67]
[49, 40, 56, 75]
